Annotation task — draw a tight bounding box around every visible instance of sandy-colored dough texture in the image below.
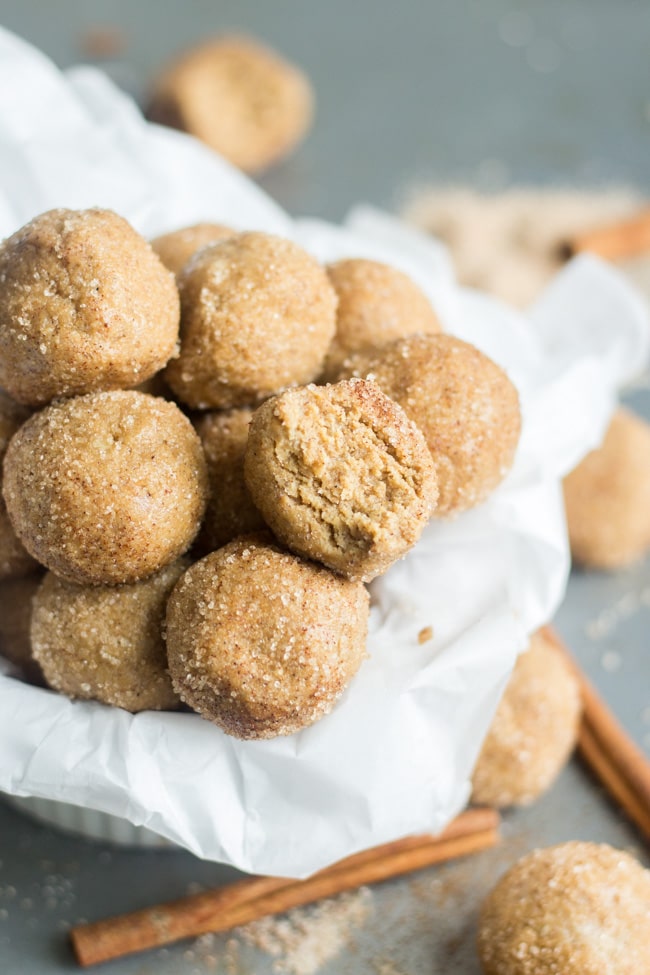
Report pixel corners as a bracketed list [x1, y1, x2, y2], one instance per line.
[322, 258, 441, 380]
[166, 536, 369, 739]
[3, 390, 208, 586]
[194, 407, 265, 551]
[151, 222, 234, 277]
[563, 406, 650, 569]
[478, 841, 650, 975]
[0, 389, 37, 579]
[244, 379, 438, 582]
[32, 560, 187, 712]
[471, 629, 581, 808]
[0, 574, 43, 682]
[148, 34, 314, 173]
[0, 208, 180, 406]
[339, 333, 521, 516]
[164, 232, 337, 410]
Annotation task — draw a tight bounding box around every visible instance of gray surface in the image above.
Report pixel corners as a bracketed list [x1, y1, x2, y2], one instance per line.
[1, 1, 650, 972]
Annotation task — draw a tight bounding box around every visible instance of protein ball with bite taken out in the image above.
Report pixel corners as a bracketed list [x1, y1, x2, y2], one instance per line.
[244, 379, 438, 582]
[194, 407, 265, 551]
[339, 333, 521, 517]
[322, 258, 442, 380]
[32, 560, 188, 712]
[151, 222, 234, 277]
[3, 390, 208, 586]
[0, 208, 180, 407]
[478, 842, 650, 975]
[164, 232, 337, 410]
[148, 34, 314, 173]
[166, 536, 369, 739]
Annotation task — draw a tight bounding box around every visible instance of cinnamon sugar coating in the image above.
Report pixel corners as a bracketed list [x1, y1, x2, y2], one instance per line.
[322, 258, 441, 380]
[0, 208, 180, 406]
[3, 391, 208, 585]
[339, 334, 521, 516]
[471, 630, 581, 808]
[0, 574, 43, 683]
[244, 379, 438, 582]
[148, 35, 314, 173]
[32, 560, 188, 712]
[194, 407, 265, 551]
[151, 222, 234, 277]
[563, 407, 650, 569]
[478, 842, 650, 974]
[0, 389, 37, 579]
[166, 536, 369, 739]
[164, 232, 337, 409]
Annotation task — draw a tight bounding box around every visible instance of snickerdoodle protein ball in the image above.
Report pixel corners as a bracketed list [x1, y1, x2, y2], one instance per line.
[166, 536, 369, 739]
[32, 560, 188, 712]
[194, 407, 265, 551]
[339, 334, 521, 517]
[151, 222, 234, 277]
[164, 232, 337, 410]
[478, 842, 650, 975]
[322, 258, 442, 380]
[148, 35, 314, 173]
[471, 629, 581, 808]
[3, 391, 208, 586]
[0, 574, 43, 683]
[244, 379, 438, 582]
[0, 208, 180, 407]
[0, 390, 37, 579]
[563, 407, 650, 569]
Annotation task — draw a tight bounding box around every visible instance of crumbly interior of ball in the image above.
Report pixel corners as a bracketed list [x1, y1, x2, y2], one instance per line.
[478, 841, 650, 975]
[563, 406, 650, 569]
[148, 35, 314, 173]
[164, 232, 337, 409]
[471, 629, 581, 808]
[166, 536, 369, 739]
[0, 208, 180, 406]
[32, 559, 188, 712]
[151, 222, 234, 276]
[3, 390, 208, 585]
[0, 574, 43, 681]
[194, 407, 265, 551]
[339, 333, 521, 516]
[244, 379, 438, 582]
[322, 258, 441, 379]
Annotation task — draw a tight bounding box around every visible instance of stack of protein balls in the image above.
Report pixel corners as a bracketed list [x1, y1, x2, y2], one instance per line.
[0, 206, 521, 740]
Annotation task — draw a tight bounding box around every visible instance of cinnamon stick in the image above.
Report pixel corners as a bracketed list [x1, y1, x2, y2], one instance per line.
[543, 626, 650, 841]
[70, 806, 499, 967]
[564, 208, 650, 262]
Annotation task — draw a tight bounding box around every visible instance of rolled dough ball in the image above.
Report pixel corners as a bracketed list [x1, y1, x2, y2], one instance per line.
[0, 208, 179, 406]
[166, 536, 369, 739]
[164, 232, 337, 409]
[478, 842, 650, 974]
[32, 560, 188, 712]
[148, 35, 313, 173]
[3, 391, 208, 585]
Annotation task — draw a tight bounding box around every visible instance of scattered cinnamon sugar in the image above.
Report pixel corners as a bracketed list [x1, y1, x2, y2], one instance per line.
[237, 887, 372, 975]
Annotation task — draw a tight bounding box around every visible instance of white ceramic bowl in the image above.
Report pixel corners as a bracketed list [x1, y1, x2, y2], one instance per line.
[4, 795, 173, 848]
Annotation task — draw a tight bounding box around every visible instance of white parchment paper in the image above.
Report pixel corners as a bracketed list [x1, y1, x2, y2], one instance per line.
[0, 29, 648, 875]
